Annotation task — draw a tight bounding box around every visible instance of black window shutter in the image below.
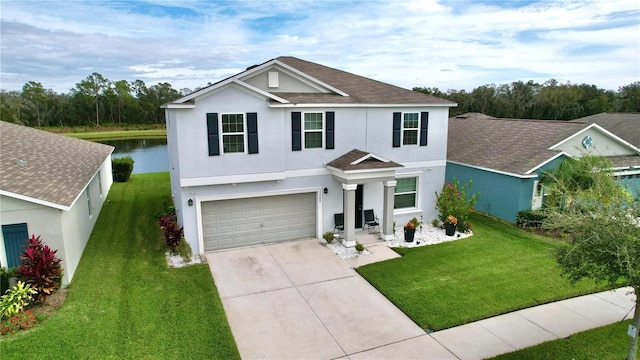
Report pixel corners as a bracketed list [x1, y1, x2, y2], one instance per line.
[325, 111, 335, 150]
[420, 112, 429, 146]
[392, 112, 401, 147]
[247, 112, 259, 154]
[206, 113, 220, 156]
[292, 112, 302, 151]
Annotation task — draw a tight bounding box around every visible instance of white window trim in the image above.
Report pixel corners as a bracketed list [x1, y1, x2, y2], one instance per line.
[393, 174, 421, 213]
[302, 112, 324, 150]
[401, 112, 420, 146]
[220, 112, 248, 155]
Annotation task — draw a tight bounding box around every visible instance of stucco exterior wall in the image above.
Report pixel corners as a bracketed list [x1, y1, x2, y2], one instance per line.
[445, 163, 536, 222]
[0, 196, 64, 274]
[0, 157, 112, 285]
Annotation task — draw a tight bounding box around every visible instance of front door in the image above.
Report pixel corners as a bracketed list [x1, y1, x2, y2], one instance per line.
[355, 185, 363, 228]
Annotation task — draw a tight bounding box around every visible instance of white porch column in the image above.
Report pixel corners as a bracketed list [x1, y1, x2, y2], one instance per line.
[342, 183, 357, 247]
[381, 180, 396, 241]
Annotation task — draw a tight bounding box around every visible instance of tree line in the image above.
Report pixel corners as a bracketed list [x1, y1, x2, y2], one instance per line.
[0, 73, 188, 127]
[415, 79, 640, 120]
[1, 73, 639, 128]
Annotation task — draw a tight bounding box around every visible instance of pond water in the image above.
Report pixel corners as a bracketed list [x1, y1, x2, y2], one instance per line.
[99, 138, 169, 174]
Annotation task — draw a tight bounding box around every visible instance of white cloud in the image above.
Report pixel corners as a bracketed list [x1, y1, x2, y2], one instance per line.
[1, 0, 638, 94]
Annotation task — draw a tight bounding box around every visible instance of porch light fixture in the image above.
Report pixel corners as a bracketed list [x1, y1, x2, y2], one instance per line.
[188, 199, 193, 206]
[323, 187, 328, 194]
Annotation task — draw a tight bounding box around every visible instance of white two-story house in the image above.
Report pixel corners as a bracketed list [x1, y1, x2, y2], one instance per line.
[162, 57, 455, 253]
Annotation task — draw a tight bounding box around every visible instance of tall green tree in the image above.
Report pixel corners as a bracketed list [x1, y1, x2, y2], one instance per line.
[542, 156, 640, 360]
[73, 73, 109, 126]
[21, 81, 48, 126]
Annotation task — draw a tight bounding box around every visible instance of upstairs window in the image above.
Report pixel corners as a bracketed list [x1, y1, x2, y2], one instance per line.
[393, 112, 428, 147]
[303, 112, 323, 149]
[402, 112, 419, 145]
[221, 113, 245, 153]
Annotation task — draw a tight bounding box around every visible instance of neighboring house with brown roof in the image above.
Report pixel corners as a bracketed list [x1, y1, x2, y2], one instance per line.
[162, 56, 455, 252]
[446, 113, 640, 222]
[0, 121, 114, 285]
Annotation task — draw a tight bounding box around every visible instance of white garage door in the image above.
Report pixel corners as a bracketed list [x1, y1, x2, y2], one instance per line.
[202, 192, 316, 251]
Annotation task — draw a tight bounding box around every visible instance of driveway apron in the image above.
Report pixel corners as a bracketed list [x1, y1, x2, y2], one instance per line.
[205, 238, 452, 359]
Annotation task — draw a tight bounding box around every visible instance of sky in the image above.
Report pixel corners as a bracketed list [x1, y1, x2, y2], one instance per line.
[1, 0, 639, 94]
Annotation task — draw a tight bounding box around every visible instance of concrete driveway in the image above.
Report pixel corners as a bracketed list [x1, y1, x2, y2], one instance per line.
[205, 238, 456, 359]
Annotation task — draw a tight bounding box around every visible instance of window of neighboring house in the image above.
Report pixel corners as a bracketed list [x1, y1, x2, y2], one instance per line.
[394, 177, 417, 209]
[97, 171, 103, 197]
[402, 112, 419, 145]
[87, 187, 93, 217]
[303, 112, 323, 149]
[221, 113, 245, 153]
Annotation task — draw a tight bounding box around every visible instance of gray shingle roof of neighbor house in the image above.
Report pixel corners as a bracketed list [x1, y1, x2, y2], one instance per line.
[326, 149, 403, 171]
[572, 113, 640, 148]
[0, 121, 114, 209]
[447, 113, 590, 176]
[167, 56, 456, 106]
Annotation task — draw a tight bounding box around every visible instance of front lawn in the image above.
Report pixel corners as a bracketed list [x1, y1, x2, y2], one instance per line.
[491, 320, 636, 359]
[357, 213, 611, 331]
[0, 172, 239, 359]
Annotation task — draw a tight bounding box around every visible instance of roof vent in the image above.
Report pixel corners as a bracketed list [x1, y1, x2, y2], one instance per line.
[246, 64, 260, 71]
[268, 71, 279, 88]
[455, 115, 469, 119]
[16, 159, 25, 166]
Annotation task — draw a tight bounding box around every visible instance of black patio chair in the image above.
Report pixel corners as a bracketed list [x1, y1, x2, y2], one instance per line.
[364, 209, 379, 233]
[334, 213, 344, 233]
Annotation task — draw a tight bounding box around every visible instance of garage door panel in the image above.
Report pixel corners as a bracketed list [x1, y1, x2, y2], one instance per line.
[202, 192, 316, 251]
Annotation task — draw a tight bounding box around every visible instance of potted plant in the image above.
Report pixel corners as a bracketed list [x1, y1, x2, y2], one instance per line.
[404, 221, 416, 242]
[444, 215, 457, 236]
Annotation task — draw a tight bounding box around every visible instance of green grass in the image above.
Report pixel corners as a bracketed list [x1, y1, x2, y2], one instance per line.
[0, 172, 239, 359]
[491, 320, 637, 359]
[64, 128, 166, 141]
[357, 213, 612, 331]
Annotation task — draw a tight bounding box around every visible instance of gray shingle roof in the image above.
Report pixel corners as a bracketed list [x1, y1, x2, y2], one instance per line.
[572, 113, 640, 148]
[327, 149, 403, 171]
[169, 56, 455, 106]
[274, 57, 456, 105]
[447, 114, 589, 175]
[0, 121, 114, 208]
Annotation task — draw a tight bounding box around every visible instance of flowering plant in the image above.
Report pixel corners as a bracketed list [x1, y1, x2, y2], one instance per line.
[435, 178, 479, 233]
[404, 221, 415, 229]
[445, 215, 458, 226]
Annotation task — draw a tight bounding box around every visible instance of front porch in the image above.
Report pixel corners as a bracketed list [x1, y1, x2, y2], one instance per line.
[326, 149, 404, 247]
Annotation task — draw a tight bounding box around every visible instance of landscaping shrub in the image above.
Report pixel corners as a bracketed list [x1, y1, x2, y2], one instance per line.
[0, 281, 37, 319]
[322, 231, 335, 243]
[515, 209, 547, 228]
[431, 219, 439, 227]
[355, 241, 365, 252]
[16, 235, 63, 303]
[112, 156, 135, 182]
[435, 178, 479, 232]
[1, 310, 36, 335]
[158, 214, 183, 253]
[1, 267, 16, 294]
[176, 237, 192, 262]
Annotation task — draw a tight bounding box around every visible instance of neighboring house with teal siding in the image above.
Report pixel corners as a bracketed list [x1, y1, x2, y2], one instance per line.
[572, 113, 640, 198]
[0, 122, 114, 286]
[446, 113, 640, 223]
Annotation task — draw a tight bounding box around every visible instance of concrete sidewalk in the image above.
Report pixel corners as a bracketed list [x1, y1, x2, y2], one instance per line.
[429, 287, 635, 359]
[206, 238, 636, 360]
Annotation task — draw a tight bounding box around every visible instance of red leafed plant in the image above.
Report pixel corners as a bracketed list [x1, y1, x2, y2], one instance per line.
[158, 215, 183, 253]
[16, 235, 63, 303]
